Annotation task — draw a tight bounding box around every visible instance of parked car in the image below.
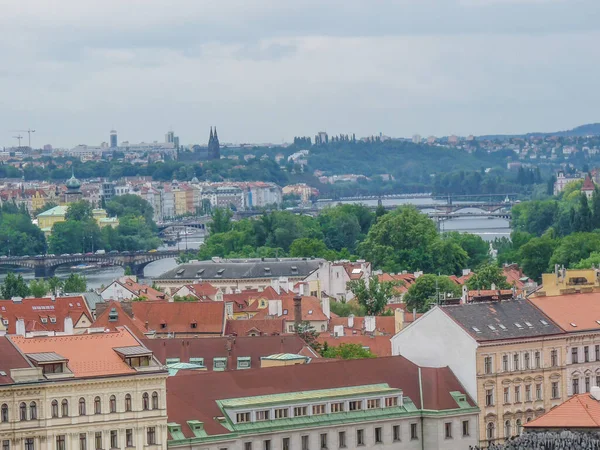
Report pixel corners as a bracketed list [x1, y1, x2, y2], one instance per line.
[109, 250, 119, 254]
[61, 253, 70, 256]
[149, 249, 157, 253]
[95, 249, 106, 255]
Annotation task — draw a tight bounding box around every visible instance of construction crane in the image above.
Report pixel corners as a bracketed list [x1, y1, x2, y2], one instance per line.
[13, 135, 23, 147]
[10, 129, 35, 148]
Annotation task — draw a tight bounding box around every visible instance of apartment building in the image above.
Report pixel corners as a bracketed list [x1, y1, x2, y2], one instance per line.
[391, 299, 567, 447]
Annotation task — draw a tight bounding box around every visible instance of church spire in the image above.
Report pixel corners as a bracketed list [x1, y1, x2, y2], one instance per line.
[214, 127, 218, 140]
[209, 127, 214, 141]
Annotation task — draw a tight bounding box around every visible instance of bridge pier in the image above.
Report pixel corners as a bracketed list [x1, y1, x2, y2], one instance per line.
[34, 265, 55, 279]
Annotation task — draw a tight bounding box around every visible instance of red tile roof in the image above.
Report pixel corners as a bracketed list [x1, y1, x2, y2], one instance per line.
[104, 279, 166, 301]
[503, 264, 531, 289]
[225, 318, 285, 336]
[0, 296, 91, 334]
[167, 356, 475, 438]
[583, 175, 596, 191]
[10, 328, 148, 378]
[328, 316, 396, 335]
[378, 273, 417, 294]
[174, 283, 219, 300]
[252, 296, 328, 322]
[317, 335, 392, 357]
[0, 336, 31, 385]
[529, 292, 600, 332]
[524, 393, 600, 428]
[93, 301, 148, 339]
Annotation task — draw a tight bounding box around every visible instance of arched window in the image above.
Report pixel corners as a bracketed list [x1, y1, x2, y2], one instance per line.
[19, 402, 26, 421]
[79, 398, 86, 416]
[51, 400, 59, 418]
[124, 394, 132, 412]
[516, 419, 522, 435]
[152, 392, 159, 410]
[486, 422, 495, 440]
[526, 417, 532, 423]
[1, 403, 8, 422]
[29, 402, 37, 420]
[94, 397, 101, 415]
[61, 399, 69, 417]
[504, 420, 511, 438]
[142, 393, 149, 411]
[109, 396, 116, 413]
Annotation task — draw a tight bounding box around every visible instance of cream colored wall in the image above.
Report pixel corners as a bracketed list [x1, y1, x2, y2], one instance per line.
[0, 373, 168, 450]
[156, 277, 307, 295]
[476, 336, 567, 447]
[539, 270, 599, 296]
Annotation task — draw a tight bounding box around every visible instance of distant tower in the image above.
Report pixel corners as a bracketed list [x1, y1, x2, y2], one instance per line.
[110, 130, 118, 148]
[208, 126, 220, 160]
[165, 130, 175, 144]
[64, 169, 83, 204]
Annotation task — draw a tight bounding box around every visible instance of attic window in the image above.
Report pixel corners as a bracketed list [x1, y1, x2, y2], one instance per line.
[50, 317, 56, 323]
[197, 269, 205, 275]
[308, 310, 313, 315]
[570, 323, 577, 327]
[215, 269, 225, 278]
[472, 327, 481, 333]
[498, 324, 507, 330]
[264, 267, 271, 273]
[189, 357, 204, 366]
[283, 309, 288, 315]
[514, 323, 523, 329]
[291, 266, 298, 273]
[190, 322, 197, 329]
[524, 321, 533, 328]
[161, 323, 167, 329]
[41, 317, 48, 324]
[540, 320, 549, 326]
[2, 319, 7, 326]
[488, 325, 496, 331]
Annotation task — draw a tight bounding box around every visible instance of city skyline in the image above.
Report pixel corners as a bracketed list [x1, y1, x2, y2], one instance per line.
[1, 0, 599, 148]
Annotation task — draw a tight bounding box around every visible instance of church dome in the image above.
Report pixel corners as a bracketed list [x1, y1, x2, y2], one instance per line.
[66, 172, 81, 190]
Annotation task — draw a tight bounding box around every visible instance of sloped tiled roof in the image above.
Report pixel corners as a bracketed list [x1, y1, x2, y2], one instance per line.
[583, 175, 596, 191]
[175, 283, 218, 299]
[225, 318, 285, 336]
[252, 296, 328, 322]
[328, 316, 396, 335]
[524, 393, 600, 428]
[529, 292, 600, 332]
[0, 336, 32, 385]
[93, 301, 148, 339]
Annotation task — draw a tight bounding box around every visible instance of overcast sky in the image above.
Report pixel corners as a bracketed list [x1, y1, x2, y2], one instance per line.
[1, 0, 599, 148]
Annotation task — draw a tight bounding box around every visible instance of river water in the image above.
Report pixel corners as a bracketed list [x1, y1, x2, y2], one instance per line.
[0, 197, 510, 289]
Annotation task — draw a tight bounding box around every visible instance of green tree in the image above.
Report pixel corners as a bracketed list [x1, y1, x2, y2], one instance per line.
[319, 208, 361, 251]
[320, 343, 376, 359]
[173, 295, 198, 302]
[1, 273, 30, 298]
[124, 266, 133, 276]
[572, 251, 600, 269]
[445, 232, 490, 268]
[296, 321, 320, 351]
[572, 193, 593, 232]
[549, 232, 600, 270]
[63, 273, 87, 293]
[348, 276, 398, 316]
[518, 236, 558, 281]
[592, 189, 600, 229]
[209, 208, 233, 234]
[28, 279, 48, 298]
[288, 238, 328, 258]
[65, 201, 93, 222]
[329, 300, 366, 317]
[105, 194, 155, 224]
[47, 277, 63, 296]
[466, 263, 510, 290]
[404, 275, 461, 313]
[431, 239, 469, 276]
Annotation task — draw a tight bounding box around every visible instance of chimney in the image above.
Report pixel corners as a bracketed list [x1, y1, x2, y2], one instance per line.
[348, 314, 354, 329]
[364, 316, 376, 333]
[299, 283, 305, 296]
[293, 294, 302, 333]
[491, 283, 496, 291]
[63, 316, 74, 335]
[271, 278, 280, 295]
[591, 386, 600, 401]
[461, 285, 468, 304]
[333, 325, 344, 337]
[462, 268, 471, 276]
[11, 297, 22, 303]
[321, 297, 330, 320]
[16, 318, 25, 336]
[394, 308, 405, 334]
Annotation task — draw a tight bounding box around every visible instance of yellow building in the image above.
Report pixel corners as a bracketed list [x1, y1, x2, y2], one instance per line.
[535, 267, 600, 297]
[173, 189, 187, 217]
[37, 206, 118, 235]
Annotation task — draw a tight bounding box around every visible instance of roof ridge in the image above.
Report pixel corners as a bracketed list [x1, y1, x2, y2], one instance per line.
[579, 394, 600, 427]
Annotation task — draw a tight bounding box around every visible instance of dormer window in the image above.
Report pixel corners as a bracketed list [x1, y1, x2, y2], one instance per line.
[42, 363, 64, 374]
[41, 317, 48, 324]
[161, 323, 167, 329]
[2, 319, 8, 326]
[50, 317, 56, 323]
[113, 346, 153, 368]
[190, 322, 197, 329]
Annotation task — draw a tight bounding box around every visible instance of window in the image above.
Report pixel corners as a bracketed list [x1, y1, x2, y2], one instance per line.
[513, 353, 520, 371]
[2, 440, 9, 450]
[596, 345, 600, 361]
[263, 440, 271, 450]
[294, 406, 307, 417]
[330, 402, 344, 413]
[536, 383, 542, 401]
[79, 398, 86, 416]
[410, 423, 418, 440]
[551, 349, 558, 367]
[385, 396, 398, 407]
[504, 420, 511, 438]
[109, 396, 116, 413]
[339, 431, 347, 448]
[535, 351, 541, 369]
[485, 389, 494, 406]
[393, 425, 401, 441]
[124, 394, 132, 412]
[142, 393, 149, 410]
[525, 384, 532, 402]
[445, 422, 453, 439]
[597, 376, 600, 389]
[29, 402, 36, 420]
[503, 387, 510, 404]
[320, 433, 327, 449]
[514, 386, 521, 403]
[312, 404, 326, 415]
[152, 392, 159, 410]
[79, 434, 87, 450]
[125, 430, 133, 448]
[275, 408, 289, 419]
[573, 378, 580, 395]
[1, 404, 7, 422]
[256, 410, 269, 421]
[282, 437, 290, 450]
[484, 356, 492, 374]
[19, 403, 26, 421]
[348, 400, 362, 411]
[236, 412, 251, 423]
[109, 432, 117, 449]
[516, 419, 522, 435]
[42, 363, 63, 374]
[95, 432, 102, 450]
[61, 399, 68, 417]
[25, 439, 34, 450]
[586, 376, 591, 393]
[462, 420, 470, 437]
[356, 429, 364, 446]
[552, 381, 560, 399]
[375, 427, 383, 443]
[486, 422, 495, 440]
[585, 346, 590, 362]
[572, 347, 579, 364]
[244, 443, 252, 450]
[502, 355, 509, 372]
[51, 400, 59, 418]
[301, 435, 309, 450]
[56, 436, 66, 450]
[367, 399, 380, 409]
[94, 397, 101, 415]
[146, 427, 156, 445]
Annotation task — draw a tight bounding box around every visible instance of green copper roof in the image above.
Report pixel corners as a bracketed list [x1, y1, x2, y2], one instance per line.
[167, 361, 205, 376]
[37, 205, 68, 217]
[260, 353, 308, 361]
[219, 384, 400, 409]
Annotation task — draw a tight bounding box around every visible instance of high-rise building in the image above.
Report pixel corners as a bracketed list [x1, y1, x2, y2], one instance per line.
[110, 129, 118, 148]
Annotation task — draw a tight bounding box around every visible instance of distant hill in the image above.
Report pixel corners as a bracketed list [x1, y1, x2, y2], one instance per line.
[477, 123, 600, 141]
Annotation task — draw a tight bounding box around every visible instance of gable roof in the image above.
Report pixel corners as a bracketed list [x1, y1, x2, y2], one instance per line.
[583, 175, 596, 191]
[529, 292, 600, 332]
[167, 356, 476, 438]
[103, 278, 166, 301]
[251, 296, 328, 322]
[225, 318, 285, 336]
[93, 301, 148, 339]
[441, 298, 564, 341]
[0, 296, 91, 334]
[0, 336, 32, 385]
[174, 283, 219, 299]
[328, 315, 396, 335]
[524, 393, 600, 428]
